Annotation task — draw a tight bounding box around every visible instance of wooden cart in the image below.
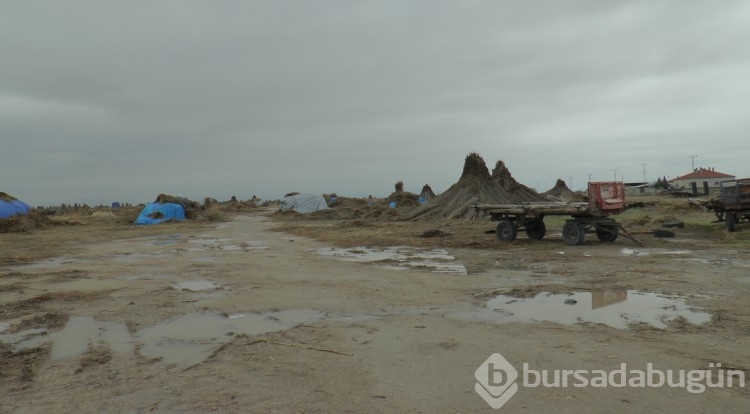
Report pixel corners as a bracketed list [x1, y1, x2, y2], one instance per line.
[709, 179, 750, 232]
[474, 182, 641, 245]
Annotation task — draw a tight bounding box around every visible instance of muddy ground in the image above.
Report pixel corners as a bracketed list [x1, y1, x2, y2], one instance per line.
[1, 198, 749, 413]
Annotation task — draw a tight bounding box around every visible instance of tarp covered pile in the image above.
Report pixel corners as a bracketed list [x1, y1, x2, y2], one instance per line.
[0, 192, 31, 219]
[0, 192, 53, 233]
[135, 194, 200, 225]
[278, 193, 329, 213]
[135, 202, 187, 225]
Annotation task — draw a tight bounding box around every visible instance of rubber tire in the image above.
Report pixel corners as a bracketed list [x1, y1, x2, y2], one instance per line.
[525, 219, 546, 241]
[654, 229, 675, 238]
[662, 220, 685, 229]
[595, 223, 619, 242]
[726, 213, 736, 232]
[496, 220, 518, 242]
[562, 221, 585, 245]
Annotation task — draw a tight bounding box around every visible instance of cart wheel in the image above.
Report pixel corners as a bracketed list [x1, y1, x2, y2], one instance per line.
[726, 213, 736, 232]
[525, 219, 546, 241]
[496, 220, 518, 242]
[595, 223, 619, 242]
[562, 221, 585, 245]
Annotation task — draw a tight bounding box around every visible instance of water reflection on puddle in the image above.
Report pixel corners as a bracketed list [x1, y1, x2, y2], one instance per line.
[12, 257, 78, 269]
[112, 252, 170, 262]
[620, 248, 692, 257]
[179, 238, 268, 252]
[461, 290, 711, 329]
[0, 309, 322, 369]
[50, 316, 132, 359]
[171, 280, 220, 291]
[316, 246, 467, 274]
[137, 309, 322, 368]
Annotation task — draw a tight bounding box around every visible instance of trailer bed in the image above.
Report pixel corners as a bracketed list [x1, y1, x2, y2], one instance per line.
[474, 202, 590, 216]
[473, 182, 641, 245]
[717, 179, 750, 232]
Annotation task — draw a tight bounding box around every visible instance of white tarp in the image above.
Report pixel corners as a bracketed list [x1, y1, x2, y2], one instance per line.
[278, 193, 329, 213]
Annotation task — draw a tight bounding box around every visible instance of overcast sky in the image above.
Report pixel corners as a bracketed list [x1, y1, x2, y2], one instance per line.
[2, 1, 750, 206]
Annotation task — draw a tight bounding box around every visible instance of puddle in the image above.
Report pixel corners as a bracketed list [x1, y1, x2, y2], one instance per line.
[620, 248, 692, 257]
[244, 241, 269, 251]
[50, 316, 132, 360]
[136, 309, 322, 368]
[172, 280, 220, 291]
[178, 238, 267, 252]
[13, 257, 78, 269]
[0, 310, 322, 369]
[49, 279, 126, 292]
[152, 240, 178, 245]
[460, 290, 711, 329]
[0, 328, 49, 351]
[112, 252, 171, 262]
[2, 317, 132, 358]
[316, 246, 467, 274]
[0, 322, 9, 333]
[116, 273, 164, 281]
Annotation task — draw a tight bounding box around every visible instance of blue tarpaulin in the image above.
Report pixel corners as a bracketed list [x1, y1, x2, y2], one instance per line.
[0, 198, 31, 219]
[134, 202, 186, 225]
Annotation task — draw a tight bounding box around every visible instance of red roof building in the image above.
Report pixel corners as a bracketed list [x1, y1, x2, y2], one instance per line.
[670, 167, 735, 189]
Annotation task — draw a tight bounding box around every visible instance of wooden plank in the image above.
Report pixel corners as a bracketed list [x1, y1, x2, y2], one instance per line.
[475, 202, 589, 216]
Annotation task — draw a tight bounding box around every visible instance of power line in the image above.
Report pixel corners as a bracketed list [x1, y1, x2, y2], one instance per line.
[632, 144, 750, 165]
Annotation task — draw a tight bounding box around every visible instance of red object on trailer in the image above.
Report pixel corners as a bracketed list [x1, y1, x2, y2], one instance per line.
[588, 181, 626, 215]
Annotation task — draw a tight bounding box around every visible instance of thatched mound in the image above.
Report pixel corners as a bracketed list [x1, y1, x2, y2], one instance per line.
[544, 179, 575, 200]
[0, 192, 19, 202]
[492, 161, 549, 203]
[394, 181, 404, 193]
[154, 194, 201, 218]
[403, 153, 550, 220]
[327, 196, 371, 209]
[381, 180, 421, 208]
[217, 200, 258, 212]
[386, 191, 421, 208]
[306, 204, 399, 221]
[0, 210, 55, 233]
[419, 184, 436, 201]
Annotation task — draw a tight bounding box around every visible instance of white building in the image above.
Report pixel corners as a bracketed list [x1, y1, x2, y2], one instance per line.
[669, 167, 735, 189]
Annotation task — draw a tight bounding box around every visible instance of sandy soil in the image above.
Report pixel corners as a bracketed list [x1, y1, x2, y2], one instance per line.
[1, 203, 750, 413]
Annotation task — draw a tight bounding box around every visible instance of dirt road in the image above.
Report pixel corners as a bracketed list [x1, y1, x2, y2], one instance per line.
[1, 212, 749, 413]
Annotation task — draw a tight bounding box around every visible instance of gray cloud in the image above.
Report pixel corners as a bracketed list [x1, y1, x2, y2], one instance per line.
[2, 1, 749, 205]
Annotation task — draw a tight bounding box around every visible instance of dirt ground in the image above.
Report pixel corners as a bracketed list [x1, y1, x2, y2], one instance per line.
[1, 197, 750, 413]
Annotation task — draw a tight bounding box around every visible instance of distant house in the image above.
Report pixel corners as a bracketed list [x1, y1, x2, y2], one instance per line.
[669, 167, 735, 189]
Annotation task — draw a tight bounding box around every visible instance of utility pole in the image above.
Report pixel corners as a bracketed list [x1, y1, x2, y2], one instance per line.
[641, 163, 648, 182]
[568, 176, 573, 190]
[612, 168, 618, 181]
[587, 173, 592, 184]
[689, 154, 698, 170]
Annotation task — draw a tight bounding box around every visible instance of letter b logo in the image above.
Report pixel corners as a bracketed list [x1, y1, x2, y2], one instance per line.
[475, 353, 519, 409]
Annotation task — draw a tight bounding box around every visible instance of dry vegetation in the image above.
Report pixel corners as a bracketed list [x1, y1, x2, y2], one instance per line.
[271, 192, 747, 250]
